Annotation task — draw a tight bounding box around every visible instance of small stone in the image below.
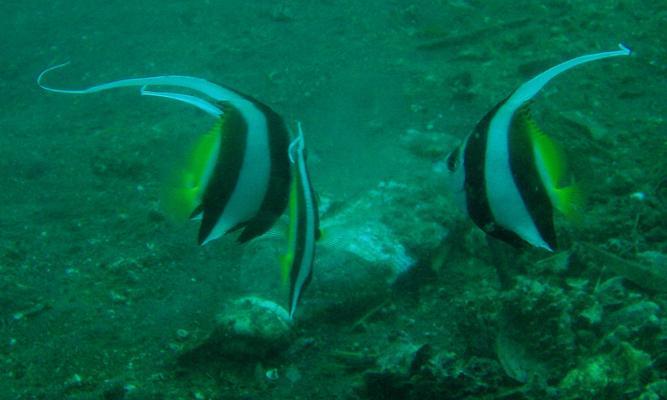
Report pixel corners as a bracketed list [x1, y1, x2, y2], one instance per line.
[265, 368, 279, 381]
[604, 301, 661, 333]
[285, 365, 301, 383]
[110, 290, 128, 304]
[175, 329, 189, 341]
[178, 296, 292, 362]
[580, 303, 603, 325]
[630, 191, 646, 201]
[64, 373, 83, 390]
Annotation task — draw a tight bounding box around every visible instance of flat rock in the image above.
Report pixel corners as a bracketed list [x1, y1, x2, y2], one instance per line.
[179, 296, 293, 362]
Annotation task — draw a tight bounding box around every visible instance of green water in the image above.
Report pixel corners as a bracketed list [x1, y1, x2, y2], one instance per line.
[1, 1, 666, 399]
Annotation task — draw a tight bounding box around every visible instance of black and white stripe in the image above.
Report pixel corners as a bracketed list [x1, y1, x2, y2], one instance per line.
[286, 124, 319, 319]
[38, 65, 291, 245]
[196, 91, 290, 245]
[445, 44, 631, 250]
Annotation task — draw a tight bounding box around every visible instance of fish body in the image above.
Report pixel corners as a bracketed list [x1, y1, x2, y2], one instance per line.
[38, 64, 290, 244]
[446, 45, 631, 250]
[282, 123, 319, 319]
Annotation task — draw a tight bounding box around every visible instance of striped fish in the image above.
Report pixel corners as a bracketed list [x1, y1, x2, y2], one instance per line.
[445, 44, 631, 251]
[282, 123, 319, 319]
[38, 63, 290, 245]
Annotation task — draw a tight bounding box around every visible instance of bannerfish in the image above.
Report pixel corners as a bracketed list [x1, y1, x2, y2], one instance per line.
[38, 63, 290, 245]
[445, 44, 631, 251]
[282, 122, 319, 319]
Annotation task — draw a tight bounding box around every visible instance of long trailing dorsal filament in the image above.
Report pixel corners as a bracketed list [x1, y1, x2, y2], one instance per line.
[139, 86, 222, 117]
[482, 43, 632, 251]
[37, 62, 255, 118]
[506, 43, 632, 108]
[288, 121, 305, 164]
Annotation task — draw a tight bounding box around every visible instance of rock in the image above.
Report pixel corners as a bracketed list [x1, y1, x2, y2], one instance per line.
[237, 224, 409, 322]
[581, 243, 667, 294]
[579, 302, 603, 326]
[284, 365, 302, 384]
[375, 341, 422, 375]
[360, 341, 425, 400]
[559, 341, 651, 399]
[533, 250, 573, 276]
[179, 296, 292, 363]
[593, 276, 627, 308]
[237, 178, 454, 322]
[320, 181, 419, 277]
[643, 380, 667, 400]
[496, 276, 576, 382]
[603, 300, 661, 335]
[362, 344, 506, 400]
[637, 251, 667, 271]
[495, 331, 548, 383]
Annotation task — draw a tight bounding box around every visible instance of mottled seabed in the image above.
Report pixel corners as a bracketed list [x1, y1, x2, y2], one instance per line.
[1, 1, 666, 399]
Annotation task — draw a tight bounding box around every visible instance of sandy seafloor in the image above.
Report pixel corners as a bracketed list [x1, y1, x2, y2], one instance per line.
[1, 0, 666, 399]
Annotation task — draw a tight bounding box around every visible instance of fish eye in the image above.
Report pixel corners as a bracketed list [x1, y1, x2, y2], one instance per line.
[446, 148, 460, 172]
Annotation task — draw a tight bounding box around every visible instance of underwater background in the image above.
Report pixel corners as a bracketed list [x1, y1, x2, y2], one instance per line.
[1, 0, 666, 399]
